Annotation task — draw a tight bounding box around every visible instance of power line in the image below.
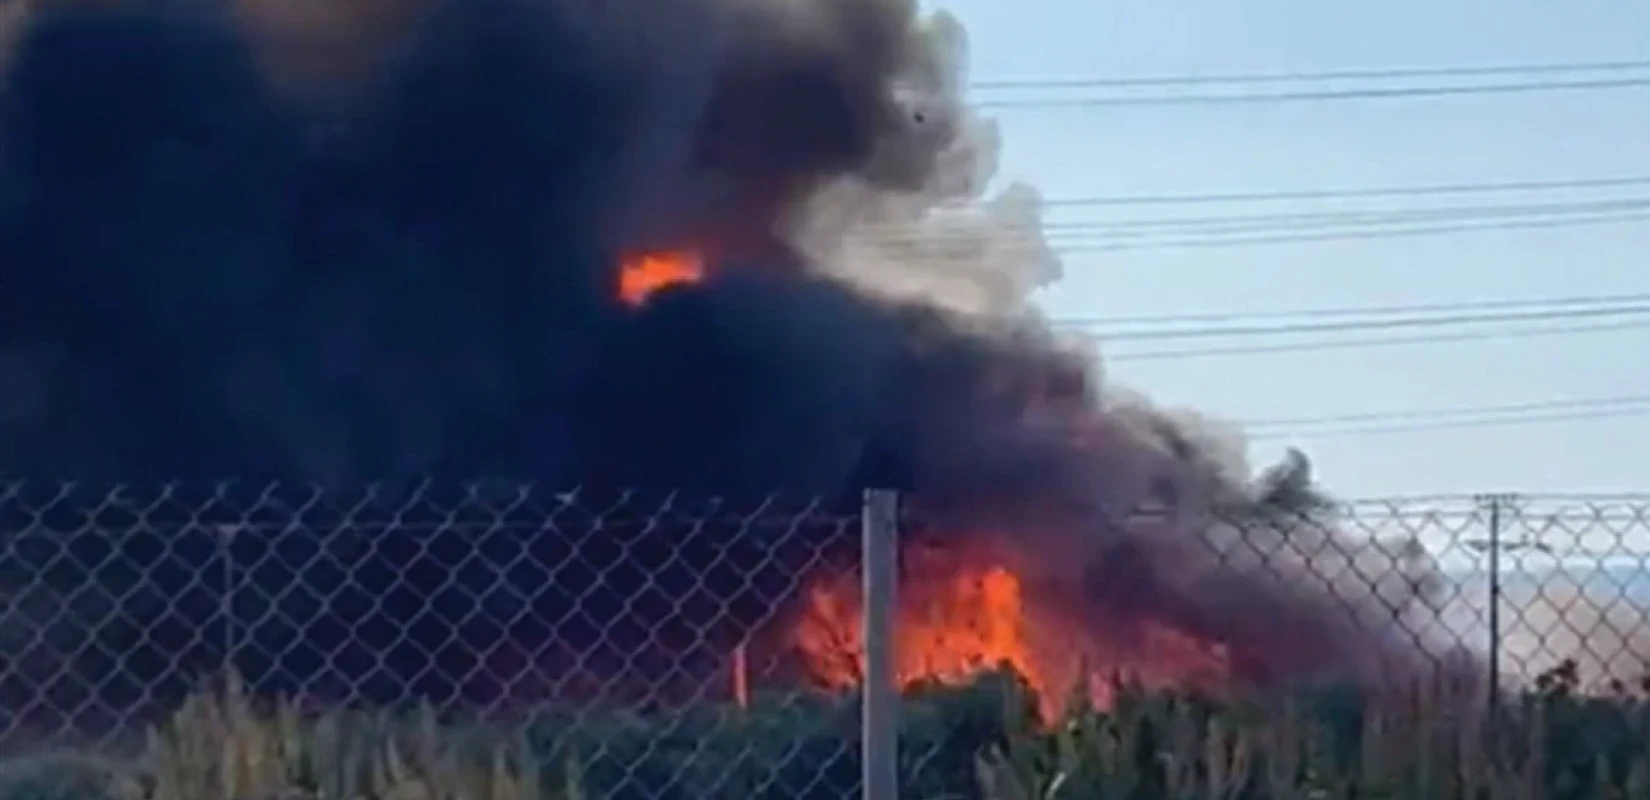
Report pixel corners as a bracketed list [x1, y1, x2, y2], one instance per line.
[1042, 175, 1650, 208]
[1101, 318, 1650, 362]
[1488, 492, 1650, 503]
[1244, 395, 1650, 430]
[1080, 304, 1650, 342]
[976, 75, 1650, 109]
[866, 198, 1650, 243]
[1055, 210, 1650, 252]
[1041, 197, 1650, 236]
[1345, 491, 1650, 505]
[1244, 405, 1650, 441]
[1052, 291, 1650, 328]
[868, 199, 1650, 249]
[971, 59, 1650, 91]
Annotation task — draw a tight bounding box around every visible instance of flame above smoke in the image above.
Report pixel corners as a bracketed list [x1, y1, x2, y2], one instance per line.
[619, 251, 704, 306]
[789, 539, 1234, 719]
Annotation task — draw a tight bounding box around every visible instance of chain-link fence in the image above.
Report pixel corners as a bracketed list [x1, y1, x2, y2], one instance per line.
[1340, 493, 1650, 690]
[0, 484, 1648, 798]
[0, 482, 871, 797]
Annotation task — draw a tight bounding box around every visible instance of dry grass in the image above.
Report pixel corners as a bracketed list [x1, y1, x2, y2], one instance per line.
[0, 669, 1643, 799]
[0, 676, 579, 800]
[976, 679, 1650, 800]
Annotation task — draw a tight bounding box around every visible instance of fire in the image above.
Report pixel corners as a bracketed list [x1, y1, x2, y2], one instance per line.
[789, 541, 1232, 720]
[619, 251, 704, 305]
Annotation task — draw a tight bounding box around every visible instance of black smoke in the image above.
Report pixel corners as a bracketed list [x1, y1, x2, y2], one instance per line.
[0, 0, 1110, 725]
[0, 0, 989, 489]
[0, 0, 1475, 739]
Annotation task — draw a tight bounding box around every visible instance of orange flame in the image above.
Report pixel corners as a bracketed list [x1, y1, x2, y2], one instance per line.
[789, 541, 1231, 720]
[619, 251, 704, 306]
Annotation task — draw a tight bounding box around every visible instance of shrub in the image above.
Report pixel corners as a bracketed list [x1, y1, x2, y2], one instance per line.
[977, 669, 1650, 800]
[9, 666, 1650, 799]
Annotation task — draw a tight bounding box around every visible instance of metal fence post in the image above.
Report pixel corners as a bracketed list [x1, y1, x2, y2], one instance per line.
[219, 524, 239, 680]
[862, 489, 900, 800]
[1485, 493, 1503, 703]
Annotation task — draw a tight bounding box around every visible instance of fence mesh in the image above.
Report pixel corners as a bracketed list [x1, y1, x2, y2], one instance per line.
[1, 484, 1649, 796]
[0, 482, 868, 797]
[1347, 493, 1650, 690]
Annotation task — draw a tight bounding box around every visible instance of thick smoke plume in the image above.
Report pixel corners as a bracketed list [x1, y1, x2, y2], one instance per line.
[0, 0, 1479, 723]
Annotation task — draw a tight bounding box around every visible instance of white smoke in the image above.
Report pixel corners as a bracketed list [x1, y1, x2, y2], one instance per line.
[788, 10, 1061, 317]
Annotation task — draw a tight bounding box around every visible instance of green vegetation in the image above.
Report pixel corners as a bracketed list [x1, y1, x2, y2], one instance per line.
[1, 664, 1647, 799]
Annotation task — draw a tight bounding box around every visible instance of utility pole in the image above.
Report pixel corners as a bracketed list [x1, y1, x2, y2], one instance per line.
[1466, 494, 1547, 707]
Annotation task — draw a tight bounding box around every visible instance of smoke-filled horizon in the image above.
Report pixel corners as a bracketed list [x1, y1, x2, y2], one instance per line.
[0, 0, 1494, 710]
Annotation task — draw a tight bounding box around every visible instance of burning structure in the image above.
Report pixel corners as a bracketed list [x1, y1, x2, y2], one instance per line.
[0, 0, 1475, 726]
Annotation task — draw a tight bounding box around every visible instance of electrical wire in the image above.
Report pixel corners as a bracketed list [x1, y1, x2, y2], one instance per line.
[1042, 175, 1650, 208]
[1243, 395, 1650, 430]
[1243, 405, 1650, 441]
[1345, 491, 1650, 505]
[1493, 492, 1650, 503]
[1101, 319, 1650, 362]
[1054, 210, 1650, 252]
[867, 198, 1650, 249]
[971, 59, 1650, 91]
[976, 75, 1650, 109]
[1051, 290, 1650, 327]
[1040, 197, 1650, 237]
[1078, 304, 1650, 342]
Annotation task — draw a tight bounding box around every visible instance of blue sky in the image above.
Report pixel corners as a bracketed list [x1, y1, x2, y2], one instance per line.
[929, 0, 1650, 499]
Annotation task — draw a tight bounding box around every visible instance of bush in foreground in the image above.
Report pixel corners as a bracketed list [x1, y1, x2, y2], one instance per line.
[0, 665, 1648, 799]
